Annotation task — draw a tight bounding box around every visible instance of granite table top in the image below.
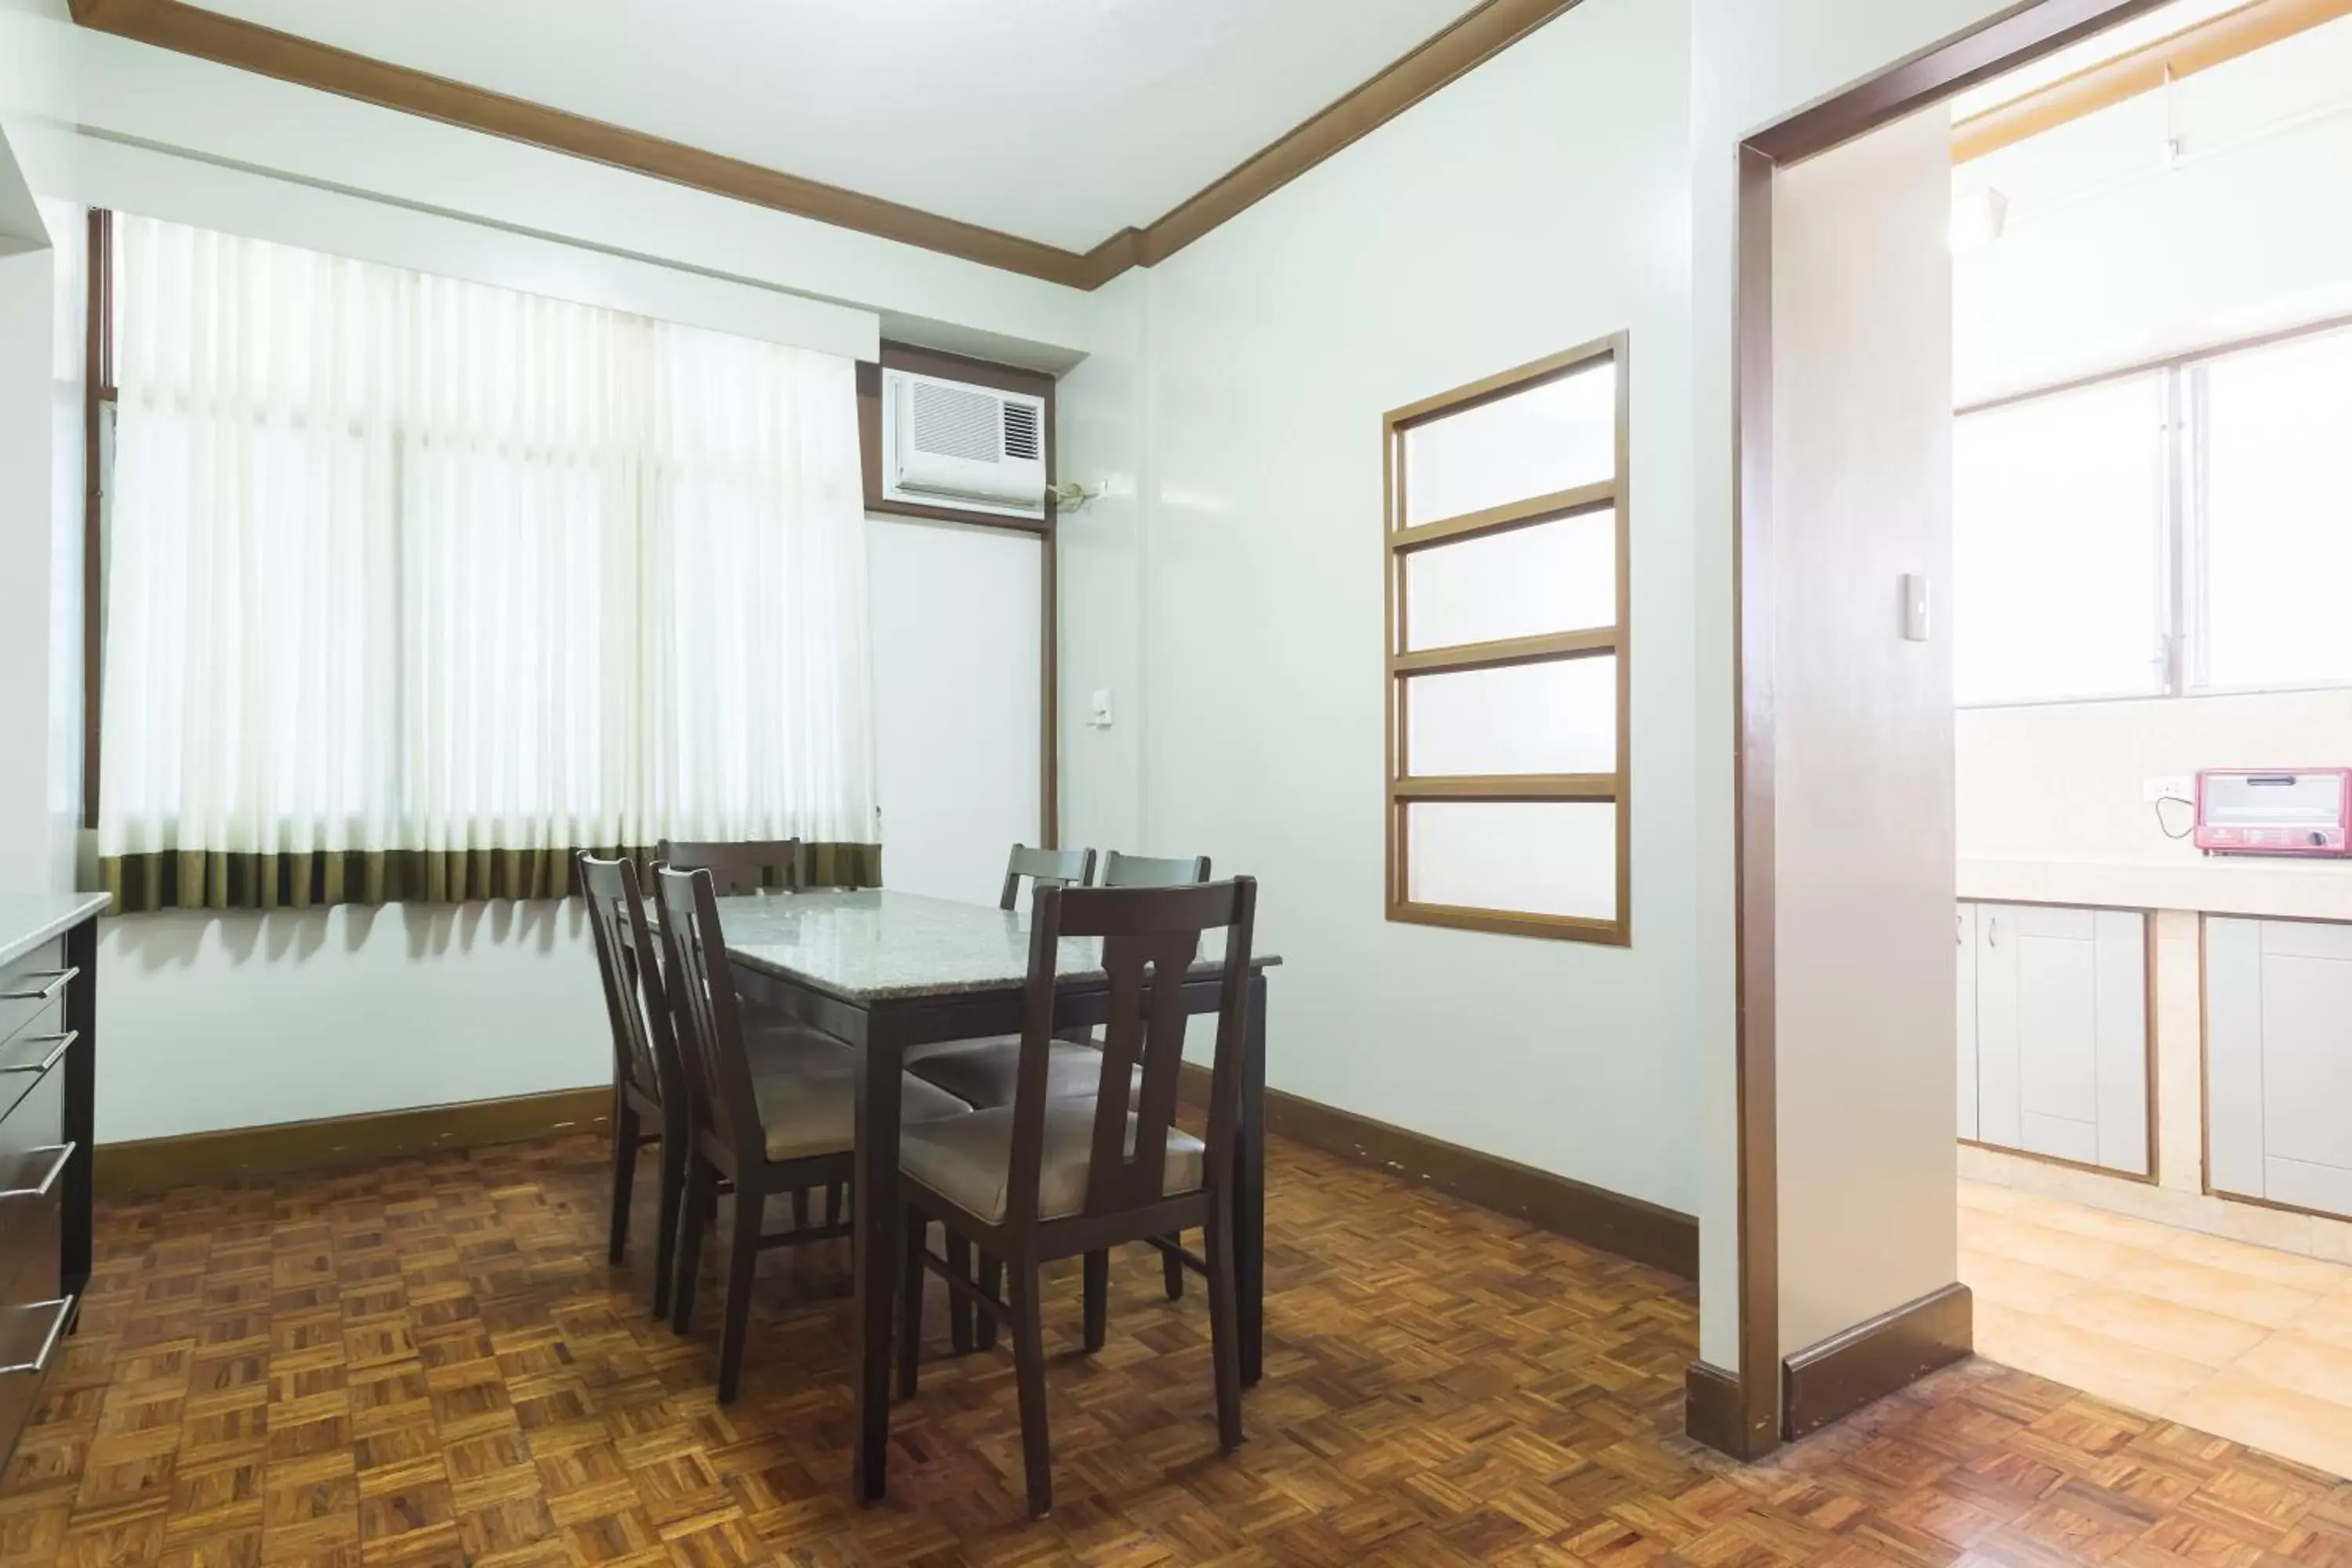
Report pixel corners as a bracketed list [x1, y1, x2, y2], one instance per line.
[699, 889, 1279, 1006]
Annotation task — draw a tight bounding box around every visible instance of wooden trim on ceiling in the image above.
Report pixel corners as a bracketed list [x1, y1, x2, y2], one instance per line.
[1953, 0, 2352, 163]
[66, 0, 1587, 292]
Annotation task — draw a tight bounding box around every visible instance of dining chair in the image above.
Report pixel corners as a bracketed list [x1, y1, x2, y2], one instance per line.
[579, 853, 692, 1320]
[659, 838, 806, 895]
[655, 865, 973, 1401]
[895, 877, 1258, 1516]
[909, 849, 1215, 1341]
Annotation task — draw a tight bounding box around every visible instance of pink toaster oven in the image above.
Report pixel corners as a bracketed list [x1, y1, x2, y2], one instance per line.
[2195, 768, 2352, 857]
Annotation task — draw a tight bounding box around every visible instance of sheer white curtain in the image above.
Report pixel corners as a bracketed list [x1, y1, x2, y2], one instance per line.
[100, 213, 874, 907]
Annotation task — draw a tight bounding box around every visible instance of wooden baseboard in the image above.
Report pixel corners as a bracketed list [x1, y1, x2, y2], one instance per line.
[1684, 1359, 1776, 1459]
[1781, 1282, 1972, 1440]
[1178, 1062, 1697, 1279]
[95, 1086, 613, 1197]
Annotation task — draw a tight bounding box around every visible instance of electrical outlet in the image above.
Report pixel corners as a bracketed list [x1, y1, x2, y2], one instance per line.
[2144, 775, 2194, 804]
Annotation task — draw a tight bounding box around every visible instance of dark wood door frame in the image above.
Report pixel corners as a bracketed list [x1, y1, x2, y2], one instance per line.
[1690, 0, 2175, 1462]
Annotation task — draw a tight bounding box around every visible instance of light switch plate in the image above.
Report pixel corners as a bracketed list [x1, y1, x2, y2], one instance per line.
[2144, 775, 2194, 804]
[1087, 688, 1113, 728]
[1900, 573, 1930, 642]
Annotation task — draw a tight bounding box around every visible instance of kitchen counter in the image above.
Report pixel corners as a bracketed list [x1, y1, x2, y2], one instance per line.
[0, 891, 110, 971]
[1959, 857, 2352, 921]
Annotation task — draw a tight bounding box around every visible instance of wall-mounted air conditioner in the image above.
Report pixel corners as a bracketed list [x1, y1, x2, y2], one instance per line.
[881, 368, 1047, 521]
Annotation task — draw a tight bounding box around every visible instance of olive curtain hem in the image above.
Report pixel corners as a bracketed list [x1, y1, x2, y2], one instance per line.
[99, 843, 886, 915]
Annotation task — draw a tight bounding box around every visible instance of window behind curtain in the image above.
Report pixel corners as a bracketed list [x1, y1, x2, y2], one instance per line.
[97, 214, 877, 911]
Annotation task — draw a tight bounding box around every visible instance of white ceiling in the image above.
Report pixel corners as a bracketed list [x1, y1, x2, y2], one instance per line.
[187, 0, 1486, 253]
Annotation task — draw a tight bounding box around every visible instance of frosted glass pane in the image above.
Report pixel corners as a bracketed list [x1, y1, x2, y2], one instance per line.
[1953, 375, 2166, 705]
[2201, 330, 2352, 689]
[1408, 801, 1617, 920]
[1403, 361, 1616, 525]
[1403, 512, 1615, 652]
[1406, 656, 1617, 776]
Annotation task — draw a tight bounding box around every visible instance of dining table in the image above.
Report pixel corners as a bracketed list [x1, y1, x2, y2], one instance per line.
[701, 887, 1279, 1502]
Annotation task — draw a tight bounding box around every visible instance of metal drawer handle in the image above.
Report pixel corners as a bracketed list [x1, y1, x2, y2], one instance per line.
[0, 1145, 74, 1202]
[0, 1298, 74, 1378]
[0, 1033, 75, 1077]
[0, 968, 75, 1004]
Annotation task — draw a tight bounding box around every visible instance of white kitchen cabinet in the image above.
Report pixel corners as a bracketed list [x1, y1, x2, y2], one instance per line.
[2208, 917, 2352, 1218]
[1957, 902, 2149, 1176]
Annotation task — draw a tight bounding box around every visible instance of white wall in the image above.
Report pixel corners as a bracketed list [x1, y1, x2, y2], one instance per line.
[0, 126, 69, 896]
[868, 516, 1044, 903]
[1064, 0, 1704, 1216]
[1769, 108, 1958, 1357]
[1955, 19, 2352, 872]
[1685, 0, 2060, 1374]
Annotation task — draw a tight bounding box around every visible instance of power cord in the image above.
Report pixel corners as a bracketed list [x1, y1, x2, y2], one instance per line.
[2154, 796, 2197, 841]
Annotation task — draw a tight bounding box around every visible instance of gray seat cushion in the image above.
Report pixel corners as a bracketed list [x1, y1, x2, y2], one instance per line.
[742, 1020, 858, 1080]
[749, 1049, 974, 1163]
[902, 1034, 1141, 1109]
[898, 1101, 1204, 1224]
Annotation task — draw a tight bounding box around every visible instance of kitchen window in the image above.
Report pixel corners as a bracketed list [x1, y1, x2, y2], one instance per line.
[1954, 318, 2352, 707]
[1383, 335, 1631, 946]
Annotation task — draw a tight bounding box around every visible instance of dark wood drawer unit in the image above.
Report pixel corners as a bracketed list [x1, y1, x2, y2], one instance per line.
[0, 896, 104, 1480]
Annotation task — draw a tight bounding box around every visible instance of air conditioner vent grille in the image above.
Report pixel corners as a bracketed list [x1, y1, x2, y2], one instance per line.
[1002, 402, 1041, 462]
[910, 379, 1002, 465]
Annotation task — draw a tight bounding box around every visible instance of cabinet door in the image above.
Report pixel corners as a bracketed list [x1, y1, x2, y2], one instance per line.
[2252, 920, 2352, 1217]
[1957, 904, 1979, 1142]
[1976, 906, 2021, 1150]
[2011, 906, 2103, 1167]
[1973, 904, 2149, 1175]
[2205, 917, 2267, 1200]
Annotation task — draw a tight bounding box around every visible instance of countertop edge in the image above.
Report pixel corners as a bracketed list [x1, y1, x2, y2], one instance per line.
[1957, 858, 2352, 922]
[0, 892, 112, 971]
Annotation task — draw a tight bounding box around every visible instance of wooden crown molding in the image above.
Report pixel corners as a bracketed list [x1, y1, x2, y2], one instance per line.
[67, 0, 1584, 292]
[1953, 0, 2352, 162]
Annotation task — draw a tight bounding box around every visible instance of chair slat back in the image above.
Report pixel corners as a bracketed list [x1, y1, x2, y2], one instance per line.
[1007, 880, 1258, 1225]
[655, 866, 761, 1160]
[1099, 851, 1211, 888]
[579, 854, 674, 1106]
[661, 839, 804, 896]
[1000, 844, 1095, 911]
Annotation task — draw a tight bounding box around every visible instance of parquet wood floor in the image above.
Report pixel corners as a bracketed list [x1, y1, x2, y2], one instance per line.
[6, 1132, 2352, 1567]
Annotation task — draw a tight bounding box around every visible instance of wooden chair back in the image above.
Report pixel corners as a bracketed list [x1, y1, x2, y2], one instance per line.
[1011, 879, 1257, 1225]
[579, 853, 675, 1106]
[1099, 851, 1211, 888]
[654, 866, 762, 1163]
[999, 844, 1095, 911]
[660, 839, 804, 896]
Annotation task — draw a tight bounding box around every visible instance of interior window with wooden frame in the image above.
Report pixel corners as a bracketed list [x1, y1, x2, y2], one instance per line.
[1384, 333, 1631, 946]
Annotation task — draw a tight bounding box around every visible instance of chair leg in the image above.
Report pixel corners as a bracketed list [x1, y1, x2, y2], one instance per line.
[717, 1185, 764, 1404]
[946, 1232, 975, 1356]
[607, 1102, 640, 1265]
[1082, 1250, 1109, 1353]
[1162, 1232, 1185, 1301]
[898, 1211, 927, 1401]
[651, 1131, 687, 1322]
[671, 1153, 716, 1335]
[1203, 1196, 1244, 1452]
[826, 1181, 845, 1227]
[976, 1254, 1003, 1352]
[1008, 1258, 1052, 1517]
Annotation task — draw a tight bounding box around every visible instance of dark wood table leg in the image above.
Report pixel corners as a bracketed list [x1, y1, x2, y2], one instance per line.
[851, 1010, 902, 1502]
[1237, 971, 1265, 1386]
